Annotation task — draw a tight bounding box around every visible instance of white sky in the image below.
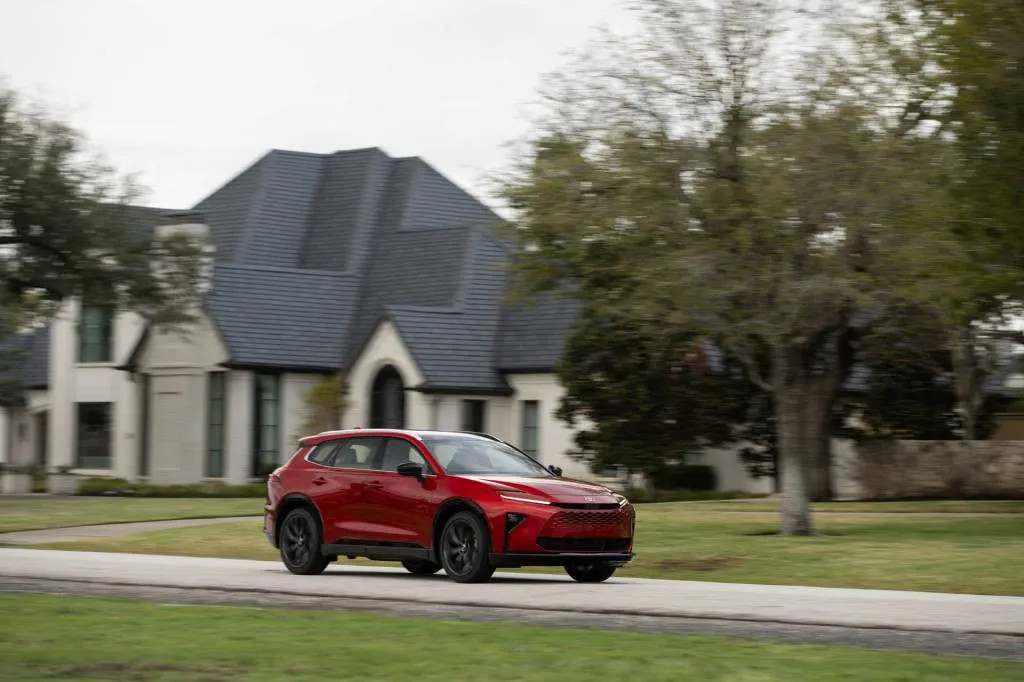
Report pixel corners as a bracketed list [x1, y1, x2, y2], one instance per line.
[0, 0, 635, 210]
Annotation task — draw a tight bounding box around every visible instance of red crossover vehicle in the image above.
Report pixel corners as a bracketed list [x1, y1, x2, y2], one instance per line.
[263, 429, 634, 583]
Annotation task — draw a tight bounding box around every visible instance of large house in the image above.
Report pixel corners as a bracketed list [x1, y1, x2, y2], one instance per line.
[0, 147, 768, 491]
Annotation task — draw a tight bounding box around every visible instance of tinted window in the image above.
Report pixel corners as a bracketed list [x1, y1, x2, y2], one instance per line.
[307, 441, 340, 465]
[421, 435, 549, 476]
[380, 437, 433, 474]
[328, 437, 382, 470]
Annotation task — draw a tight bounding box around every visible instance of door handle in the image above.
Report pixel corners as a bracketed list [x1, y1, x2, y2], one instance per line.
[312, 476, 328, 486]
[367, 480, 384, 489]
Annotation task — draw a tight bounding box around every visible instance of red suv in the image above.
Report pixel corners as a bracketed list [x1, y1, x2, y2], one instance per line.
[263, 429, 634, 583]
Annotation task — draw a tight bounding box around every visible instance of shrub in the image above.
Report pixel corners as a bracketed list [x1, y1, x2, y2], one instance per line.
[649, 463, 719, 491]
[621, 487, 766, 503]
[78, 478, 264, 498]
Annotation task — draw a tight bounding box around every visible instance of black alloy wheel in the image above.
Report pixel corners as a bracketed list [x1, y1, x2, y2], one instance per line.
[279, 507, 331, 575]
[439, 511, 495, 583]
[401, 560, 443, 575]
[564, 562, 617, 583]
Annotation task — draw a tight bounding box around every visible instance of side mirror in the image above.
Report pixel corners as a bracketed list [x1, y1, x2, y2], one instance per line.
[548, 465, 563, 477]
[397, 461, 426, 482]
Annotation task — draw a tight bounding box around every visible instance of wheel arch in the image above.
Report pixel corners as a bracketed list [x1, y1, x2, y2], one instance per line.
[432, 497, 491, 557]
[274, 493, 324, 548]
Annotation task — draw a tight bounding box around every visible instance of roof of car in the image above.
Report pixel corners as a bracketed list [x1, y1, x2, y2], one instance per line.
[300, 428, 500, 445]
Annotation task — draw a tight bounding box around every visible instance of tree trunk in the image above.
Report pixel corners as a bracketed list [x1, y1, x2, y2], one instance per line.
[807, 405, 833, 502]
[775, 389, 813, 535]
[774, 342, 845, 534]
[949, 327, 981, 441]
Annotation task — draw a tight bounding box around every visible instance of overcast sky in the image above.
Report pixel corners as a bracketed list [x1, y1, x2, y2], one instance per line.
[0, 0, 635, 210]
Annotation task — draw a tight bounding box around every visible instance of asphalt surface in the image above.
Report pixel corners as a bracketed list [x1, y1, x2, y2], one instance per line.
[1, 547, 1022, 660]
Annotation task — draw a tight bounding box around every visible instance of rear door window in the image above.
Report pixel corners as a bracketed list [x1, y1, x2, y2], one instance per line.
[326, 437, 383, 470]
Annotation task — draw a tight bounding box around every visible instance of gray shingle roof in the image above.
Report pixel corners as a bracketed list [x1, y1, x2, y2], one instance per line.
[118, 147, 576, 388]
[205, 265, 357, 370]
[0, 325, 50, 391]
[496, 292, 582, 372]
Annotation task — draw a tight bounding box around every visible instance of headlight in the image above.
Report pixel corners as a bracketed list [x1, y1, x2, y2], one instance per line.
[498, 491, 551, 505]
[613, 493, 629, 506]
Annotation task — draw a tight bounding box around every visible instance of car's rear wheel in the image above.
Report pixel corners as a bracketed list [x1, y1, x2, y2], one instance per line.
[439, 511, 495, 583]
[565, 562, 617, 583]
[401, 560, 442, 576]
[279, 507, 331, 575]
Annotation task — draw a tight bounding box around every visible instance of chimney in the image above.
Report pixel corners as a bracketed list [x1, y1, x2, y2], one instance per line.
[157, 211, 214, 293]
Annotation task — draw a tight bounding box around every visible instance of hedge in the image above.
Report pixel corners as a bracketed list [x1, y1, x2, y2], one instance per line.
[78, 478, 265, 498]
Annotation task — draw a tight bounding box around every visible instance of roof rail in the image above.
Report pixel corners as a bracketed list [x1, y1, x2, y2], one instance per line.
[459, 430, 502, 442]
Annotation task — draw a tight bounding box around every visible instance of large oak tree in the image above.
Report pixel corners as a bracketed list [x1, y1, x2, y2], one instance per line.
[501, 0, 968, 534]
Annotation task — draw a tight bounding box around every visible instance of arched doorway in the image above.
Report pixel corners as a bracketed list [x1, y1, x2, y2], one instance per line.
[369, 365, 405, 428]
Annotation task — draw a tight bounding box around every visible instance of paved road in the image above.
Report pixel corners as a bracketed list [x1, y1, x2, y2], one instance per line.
[1, 547, 1021, 634]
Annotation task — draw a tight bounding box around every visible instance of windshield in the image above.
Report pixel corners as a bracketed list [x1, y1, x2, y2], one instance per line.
[421, 435, 550, 476]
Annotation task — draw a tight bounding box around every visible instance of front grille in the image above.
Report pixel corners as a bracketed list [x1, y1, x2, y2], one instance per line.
[551, 502, 620, 510]
[537, 537, 631, 552]
[545, 509, 627, 532]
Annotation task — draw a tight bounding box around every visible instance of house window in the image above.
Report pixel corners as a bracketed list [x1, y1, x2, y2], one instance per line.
[461, 399, 486, 432]
[76, 403, 112, 469]
[78, 304, 114, 363]
[206, 372, 227, 478]
[252, 373, 280, 477]
[521, 400, 540, 459]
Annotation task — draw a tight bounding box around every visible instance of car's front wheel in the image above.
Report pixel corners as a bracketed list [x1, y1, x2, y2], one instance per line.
[401, 560, 442, 575]
[439, 511, 495, 583]
[565, 562, 617, 583]
[279, 507, 331, 575]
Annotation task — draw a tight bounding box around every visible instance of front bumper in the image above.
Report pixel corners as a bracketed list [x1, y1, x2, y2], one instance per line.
[262, 511, 276, 548]
[489, 552, 634, 568]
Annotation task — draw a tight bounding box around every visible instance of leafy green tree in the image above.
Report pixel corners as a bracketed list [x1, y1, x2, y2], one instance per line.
[555, 306, 750, 482]
[0, 86, 205, 347]
[877, 0, 1024, 437]
[501, 0, 967, 534]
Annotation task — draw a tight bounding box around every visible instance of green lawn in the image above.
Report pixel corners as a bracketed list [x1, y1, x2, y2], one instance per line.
[682, 499, 1024, 513]
[1, 497, 1018, 535]
[35, 505, 1024, 595]
[0, 497, 261, 533]
[0, 594, 1019, 682]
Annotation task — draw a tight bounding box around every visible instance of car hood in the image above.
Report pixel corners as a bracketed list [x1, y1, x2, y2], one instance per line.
[461, 475, 619, 502]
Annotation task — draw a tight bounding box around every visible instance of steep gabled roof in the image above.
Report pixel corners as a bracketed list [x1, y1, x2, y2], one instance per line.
[116, 147, 577, 388]
[205, 265, 357, 370]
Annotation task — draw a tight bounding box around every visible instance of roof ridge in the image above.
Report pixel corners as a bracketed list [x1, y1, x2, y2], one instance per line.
[214, 262, 358, 278]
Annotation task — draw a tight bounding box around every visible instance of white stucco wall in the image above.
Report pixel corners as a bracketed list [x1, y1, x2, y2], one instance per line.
[225, 370, 253, 484]
[693, 445, 775, 494]
[47, 298, 146, 476]
[344, 320, 430, 430]
[505, 373, 595, 480]
[135, 312, 231, 484]
[282, 373, 324, 448]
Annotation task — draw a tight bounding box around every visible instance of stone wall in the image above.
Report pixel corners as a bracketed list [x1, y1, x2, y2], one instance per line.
[832, 438, 1024, 500]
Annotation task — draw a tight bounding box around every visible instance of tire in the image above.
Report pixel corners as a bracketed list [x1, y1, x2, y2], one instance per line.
[278, 507, 331, 575]
[565, 562, 617, 583]
[438, 511, 495, 583]
[401, 560, 442, 576]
